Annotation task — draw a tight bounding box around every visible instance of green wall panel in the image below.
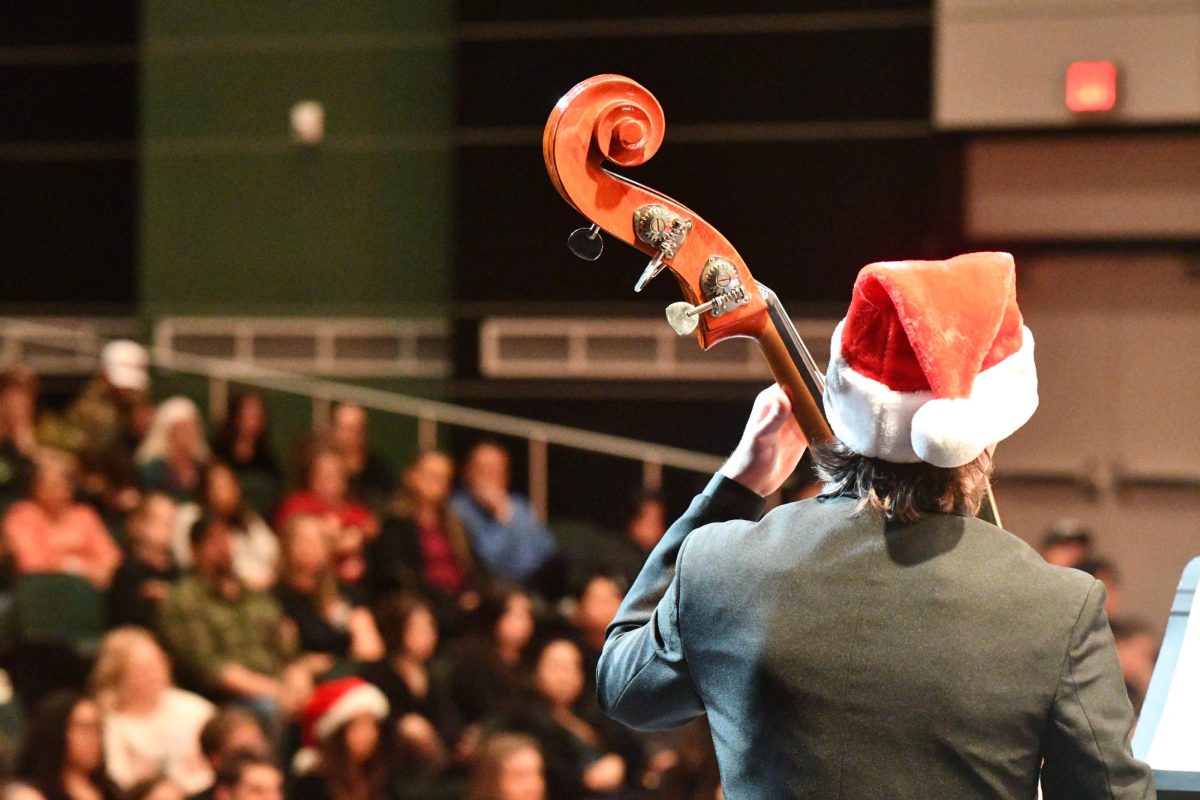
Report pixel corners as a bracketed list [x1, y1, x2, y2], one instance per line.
[142, 150, 449, 314]
[146, 2, 449, 40]
[143, 49, 450, 139]
[140, 1, 452, 319]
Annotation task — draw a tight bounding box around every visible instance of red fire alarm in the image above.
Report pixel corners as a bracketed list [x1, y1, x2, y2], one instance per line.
[1065, 61, 1118, 113]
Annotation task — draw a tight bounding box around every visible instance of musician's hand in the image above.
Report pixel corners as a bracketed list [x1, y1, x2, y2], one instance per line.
[721, 384, 808, 497]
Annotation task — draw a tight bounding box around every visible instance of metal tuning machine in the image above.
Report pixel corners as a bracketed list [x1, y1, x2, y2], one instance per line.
[567, 223, 604, 261]
[664, 255, 750, 336]
[632, 204, 692, 292]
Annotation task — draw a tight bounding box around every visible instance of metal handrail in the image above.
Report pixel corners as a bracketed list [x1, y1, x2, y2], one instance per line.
[0, 318, 726, 517]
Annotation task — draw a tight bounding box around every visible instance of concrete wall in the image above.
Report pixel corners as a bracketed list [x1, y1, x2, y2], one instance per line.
[996, 252, 1200, 631]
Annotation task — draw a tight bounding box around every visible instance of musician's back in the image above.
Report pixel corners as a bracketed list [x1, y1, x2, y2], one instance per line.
[674, 495, 1153, 799]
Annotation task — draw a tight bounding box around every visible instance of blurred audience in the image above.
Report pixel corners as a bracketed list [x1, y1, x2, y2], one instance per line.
[329, 405, 393, 514]
[0, 348, 1168, 800]
[1077, 556, 1121, 618]
[361, 594, 457, 784]
[276, 449, 376, 588]
[107, 493, 179, 630]
[213, 755, 282, 800]
[291, 678, 390, 800]
[491, 637, 642, 800]
[1111, 617, 1160, 716]
[447, 587, 536, 731]
[275, 515, 384, 671]
[0, 781, 48, 800]
[122, 779, 185, 800]
[0, 366, 38, 509]
[466, 734, 545, 800]
[191, 708, 271, 800]
[89, 628, 214, 793]
[16, 691, 118, 800]
[3, 449, 121, 589]
[157, 518, 303, 722]
[368, 451, 477, 612]
[451, 443, 560, 591]
[75, 447, 142, 548]
[174, 462, 278, 592]
[591, 492, 666, 588]
[210, 393, 282, 517]
[52, 340, 149, 458]
[569, 574, 625, 688]
[1039, 519, 1093, 569]
[136, 398, 208, 504]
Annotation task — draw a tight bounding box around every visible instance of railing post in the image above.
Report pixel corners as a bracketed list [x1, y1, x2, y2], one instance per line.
[313, 395, 332, 431]
[417, 416, 438, 453]
[642, 458, 663, 494]
[208, 376, 229, 427]
[529, 437, 549, 522]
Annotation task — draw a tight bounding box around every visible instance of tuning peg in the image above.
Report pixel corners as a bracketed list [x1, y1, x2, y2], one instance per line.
[567, 224, 604, 261]
[665, 298, 721, 336]
[665, 302, 699, 335]
[634, 252, 666, 293]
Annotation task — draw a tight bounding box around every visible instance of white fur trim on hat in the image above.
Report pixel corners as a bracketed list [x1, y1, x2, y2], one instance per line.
[313, 682, 389, 743]
[825, 320, 1038, 468]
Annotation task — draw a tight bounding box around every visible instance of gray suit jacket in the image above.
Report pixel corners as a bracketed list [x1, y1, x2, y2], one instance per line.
[598, 475, 1155, 799]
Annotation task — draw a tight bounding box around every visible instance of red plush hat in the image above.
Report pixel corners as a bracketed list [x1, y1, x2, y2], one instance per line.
[824, 252, 1038, 468]
[300, 677, 388, 750]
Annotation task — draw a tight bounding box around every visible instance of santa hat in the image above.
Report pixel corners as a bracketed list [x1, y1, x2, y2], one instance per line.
[823, 252, 1038, 468]
[294, 678, 389, 772]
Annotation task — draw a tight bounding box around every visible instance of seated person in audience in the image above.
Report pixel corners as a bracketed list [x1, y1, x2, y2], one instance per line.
[107, 493, 179, 630]
[213, 755, 282, 800]
[0, 366, 38, 510]
[602, 493, 666, 587]
[466, 733, 545, 800]
[76, 446, 142, 548]
[52, 340, 149, 459]
[210, 392, 282, 517]
[329, 404, 394, 514]
[3, 448, 122, 589]
[0, 781, 49, 800]
[16, 690, 119, 800]
[120, 778, 185, 800]
[274, 515, 384, 671]
[158, 518, 305, 720]
[447, 586, 536, 742]
[450, 442, 559, 590]
[569, 574, 625, 690]
[488, 637, 642, 800]
[368, 451, 478, 610]
[89, 628, 215, 794]
[276, 449, 376, 587]
[1111, 617, 1160, 716]
[1077, 555, 1121, 617]
[1038, 518, 1094, 569]
[190, 707, 271, 800]
[136, 398, 209, 504]
[175, 462, 279, 592]
[290, 678, 391, 800]
[361, 594, 460, 782]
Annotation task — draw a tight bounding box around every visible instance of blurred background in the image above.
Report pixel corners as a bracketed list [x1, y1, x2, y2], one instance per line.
[1, 0, 1197, 794]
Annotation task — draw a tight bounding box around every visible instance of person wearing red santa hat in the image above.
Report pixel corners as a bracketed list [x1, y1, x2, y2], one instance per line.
[595, 253, 1153, 799]
[290, 678, 391, 800]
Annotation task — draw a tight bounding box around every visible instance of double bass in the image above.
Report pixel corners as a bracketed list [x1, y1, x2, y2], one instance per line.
[542, 74, 1001, 525]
